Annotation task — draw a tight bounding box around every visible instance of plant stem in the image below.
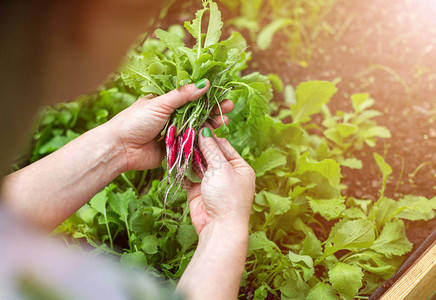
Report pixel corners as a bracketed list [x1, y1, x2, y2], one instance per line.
[121, 173, 138, 195]
[196, 7, 206, 58]
[212, 94, 225, 122]
[125, 66, 165, 94]
[137, 170, 148, 193]
[394, 154, 404, 192]
[124, 215, 132, 251]
[103, 209, 114, 250]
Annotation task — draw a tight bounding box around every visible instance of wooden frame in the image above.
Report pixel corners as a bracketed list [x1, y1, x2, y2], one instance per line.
[378, 240, 436, 300]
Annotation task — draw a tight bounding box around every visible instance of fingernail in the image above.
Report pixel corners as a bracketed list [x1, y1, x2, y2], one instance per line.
[202, 127, 212, 138]
[195, 78, 207, 89]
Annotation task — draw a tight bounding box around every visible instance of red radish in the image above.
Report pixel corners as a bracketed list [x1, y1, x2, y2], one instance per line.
[168, 138, 178, 169]
[165, 124, 176, 146]
[175, 135, 183, 168]
[177, 135, 183, 157]
[183, 128, 195, 158]
[193, 148, 205, 174]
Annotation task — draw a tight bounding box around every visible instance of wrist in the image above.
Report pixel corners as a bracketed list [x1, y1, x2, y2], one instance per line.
[93, 122, 128, 175]
[179, 216, 249, 299]
[199, 216, 249, 244]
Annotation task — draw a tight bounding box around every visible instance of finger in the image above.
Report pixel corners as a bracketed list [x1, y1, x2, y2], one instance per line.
[149, 79, 209, 113]
[210, 99, 234, 116]
[130, 94, 154, 107]
[191, 161, 204, 179]
[214, 137, 246, 168]
[198, 127, 229, 169]
[185, 180, 201, 204]
[209, 115, 229, 129]
[202, 123, 247, 168]
[142, 94, 155, 100]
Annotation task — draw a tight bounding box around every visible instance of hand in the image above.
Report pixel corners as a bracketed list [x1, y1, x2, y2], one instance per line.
[106, 80, 234, 171]
[187, 125, 256, 236]
[177, 125, 255, 300]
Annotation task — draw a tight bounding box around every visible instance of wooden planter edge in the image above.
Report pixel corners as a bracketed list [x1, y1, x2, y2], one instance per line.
[369, 230, 436, 300]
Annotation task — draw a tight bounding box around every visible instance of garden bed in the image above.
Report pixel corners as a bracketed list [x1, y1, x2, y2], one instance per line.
[21, 0, 436, 299]
[158, 0, 436, 297]
[160, 0, 436, 249]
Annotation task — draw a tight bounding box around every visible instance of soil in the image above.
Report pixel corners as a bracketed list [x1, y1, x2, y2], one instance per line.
[270, 0, 436, 249]
[159, 0, 436, 294]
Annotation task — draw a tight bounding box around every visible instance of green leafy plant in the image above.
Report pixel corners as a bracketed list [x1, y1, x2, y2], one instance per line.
[218, 0, 339, 66]
[56, 179, 199, 280]
[121, 0, 272, 197]
[229, 80, 436, 299]
[13, 86, 136, 171]
[321, 93, 391, 167]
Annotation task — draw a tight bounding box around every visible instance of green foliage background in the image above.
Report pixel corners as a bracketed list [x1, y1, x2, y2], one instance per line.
[20, 1, 436, 299]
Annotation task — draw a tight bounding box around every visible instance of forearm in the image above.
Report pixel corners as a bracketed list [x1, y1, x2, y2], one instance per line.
[1, 123, 126, 229]
[176, 219, 249, 300]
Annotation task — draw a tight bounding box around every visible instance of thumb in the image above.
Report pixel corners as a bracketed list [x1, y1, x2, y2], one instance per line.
[150, 79, 209, 113]
[198, 127, 229, 170]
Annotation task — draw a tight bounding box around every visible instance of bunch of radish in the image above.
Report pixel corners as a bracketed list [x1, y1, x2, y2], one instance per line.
[165, 124, 203, 176]
[160, 74, 234, 206]
[162, 117, 208, 205]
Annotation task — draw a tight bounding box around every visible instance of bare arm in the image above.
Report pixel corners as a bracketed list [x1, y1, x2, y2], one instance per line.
[177, 220, 249, 300]
[1, 82, 215, 229]
[2, 123, 125, 229]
